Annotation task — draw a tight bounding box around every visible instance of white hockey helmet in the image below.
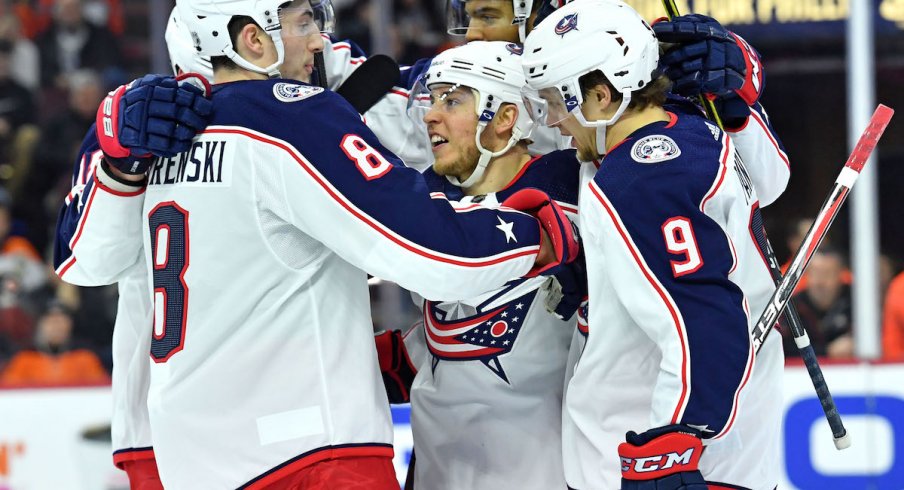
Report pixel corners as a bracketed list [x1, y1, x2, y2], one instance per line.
[176, 0, 334, 78]
[521, 0, 659, 153]
[446, 0, 534, 42]
[408, 41, 537, 188]
[165, 7, 214, 80]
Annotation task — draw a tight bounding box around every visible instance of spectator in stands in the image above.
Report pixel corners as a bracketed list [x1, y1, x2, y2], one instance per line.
[782, 217, 851, 294]
[783, 247, 854, 359]
[34, 0, 121, 88]
[0, 184, 49, 350]
[0, 299, 108, 386]
[393, 0, 444, 63]
[883, 264, 904, 360]
[22, 68, 101, 251]
[0, 14, 39, 90]
[0, 38, 35, 164]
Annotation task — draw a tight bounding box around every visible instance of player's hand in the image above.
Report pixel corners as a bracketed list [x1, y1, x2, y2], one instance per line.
[375, 329, 417, 404]
[96, 73, 213, 174]
[543, 249, 587, 320]
[501, 188, 580, 277]
[619, 425, 707, 489]
[653, 15, 764, 126]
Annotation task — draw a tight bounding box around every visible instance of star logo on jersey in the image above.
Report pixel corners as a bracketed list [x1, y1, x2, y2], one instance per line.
[496, 217, 517, 243]
[554, 13, 579, 37]
[424, 290, 537, 383]
[630, 135, 681, 164]
[273, 82, 324, 103]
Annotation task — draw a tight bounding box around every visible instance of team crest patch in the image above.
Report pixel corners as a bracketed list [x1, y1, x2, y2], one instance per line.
[631, 135, 681, 164]
[273, 83, 323, 102]
[505, 43, 523, 56]
[555, 13, 578, 37]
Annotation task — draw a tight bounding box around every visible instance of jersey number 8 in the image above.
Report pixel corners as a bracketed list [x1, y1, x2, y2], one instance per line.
[149, 202, 189, 362]
[340, 134, 392, 180]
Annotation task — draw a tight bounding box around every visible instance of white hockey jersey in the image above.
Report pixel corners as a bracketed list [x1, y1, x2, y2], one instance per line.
[405, 151, 581, 490]
[71, 79, 545, 489]
[54, 131, 158, 468]
[564, 111, 784, 490]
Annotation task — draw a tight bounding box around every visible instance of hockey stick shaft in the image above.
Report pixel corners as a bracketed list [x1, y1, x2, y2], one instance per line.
[751, 104, 893, 448]
[657, 0, 866, 449]
[752, 104, 894, 349]
[314, 52, 328, 89]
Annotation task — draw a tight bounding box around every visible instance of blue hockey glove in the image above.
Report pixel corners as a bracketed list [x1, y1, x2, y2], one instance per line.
[501, 188, 580, 278]
[375, 330, 417, 404]
[96, 73, 213, 174]
[619, 425, 707, 490]
[543, 249, 587, 320]
[653, 15, 764, 126]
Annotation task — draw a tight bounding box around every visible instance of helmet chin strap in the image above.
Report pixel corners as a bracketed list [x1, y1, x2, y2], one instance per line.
[446, 123, 523, 188]
[580, 94, 632, 159]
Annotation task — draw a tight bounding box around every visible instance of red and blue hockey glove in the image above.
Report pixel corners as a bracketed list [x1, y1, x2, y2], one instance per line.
[375, 329, 417, 404]
[96, 73, 212, 174]
[653, 15, 764, 127]
[619, 425, 707, 490]
[501, 188, 580, 278]
[543, 249, 587, 320]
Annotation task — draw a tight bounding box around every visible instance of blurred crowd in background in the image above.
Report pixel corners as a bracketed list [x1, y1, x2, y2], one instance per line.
[0, 0, 901, 388]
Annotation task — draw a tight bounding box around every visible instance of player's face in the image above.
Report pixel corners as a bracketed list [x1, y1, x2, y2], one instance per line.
[556, 114, 598, 161]
[464, 0, 519, 42]
[279, 0, 325, 82]
[423, 84, 482, 180]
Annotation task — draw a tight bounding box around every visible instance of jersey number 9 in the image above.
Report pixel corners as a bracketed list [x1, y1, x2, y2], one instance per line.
[662, 216, 703, 277]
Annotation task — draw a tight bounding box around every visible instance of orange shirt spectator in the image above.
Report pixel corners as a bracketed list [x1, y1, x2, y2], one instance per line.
[882, 272, 904, 360]
[1, 348, 108, 385]
[0, 300, 108, 386]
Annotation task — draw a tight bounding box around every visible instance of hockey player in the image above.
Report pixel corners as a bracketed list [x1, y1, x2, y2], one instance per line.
[522, 1, 783, 488]
[53, 8, 213, 488]
[75, 0, 578, 487]
[389, 40, 584, 489]
[445, 0, 789, 200]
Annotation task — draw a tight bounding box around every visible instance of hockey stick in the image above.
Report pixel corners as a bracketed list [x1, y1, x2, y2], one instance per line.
[658, 0, 854, 450]
[752, 104, 893, 447]
[314, 51, 328, 89]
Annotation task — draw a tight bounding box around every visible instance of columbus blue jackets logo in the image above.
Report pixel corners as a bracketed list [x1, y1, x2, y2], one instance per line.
[505, 43, 523, 56]
[273, 82, 324, 102]
[630, 135, 681, 164]
[554, 13, 579, 37]
[425, 290, 537, 383]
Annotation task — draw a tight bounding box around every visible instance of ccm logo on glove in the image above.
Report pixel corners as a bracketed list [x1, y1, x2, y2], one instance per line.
[620, 445, 700, 475]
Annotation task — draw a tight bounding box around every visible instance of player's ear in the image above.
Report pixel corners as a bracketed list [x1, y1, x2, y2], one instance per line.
[592, 83, 612, 106]
[492, 103, 518, 136]
[238, 23, 268, 58]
